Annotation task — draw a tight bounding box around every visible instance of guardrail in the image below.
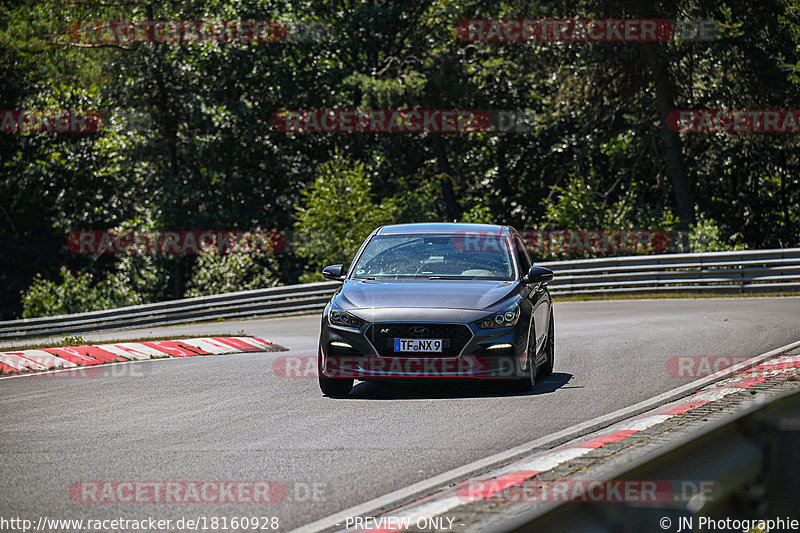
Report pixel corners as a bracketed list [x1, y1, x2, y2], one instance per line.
[541, 247, 800, 296]
[1, 248, 799, 340]
[495, 387, 800, 532]
[0, 281, 341, 340]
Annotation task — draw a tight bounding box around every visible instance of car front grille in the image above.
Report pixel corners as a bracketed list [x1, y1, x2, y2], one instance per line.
[366, 323, 473, 357]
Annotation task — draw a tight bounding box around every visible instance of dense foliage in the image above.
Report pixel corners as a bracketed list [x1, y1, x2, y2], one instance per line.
[1, 0, 798, 318]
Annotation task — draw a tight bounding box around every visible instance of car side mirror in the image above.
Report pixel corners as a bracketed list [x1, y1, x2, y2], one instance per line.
[523, 265, 554, 285]
[322, 264, 346, 281]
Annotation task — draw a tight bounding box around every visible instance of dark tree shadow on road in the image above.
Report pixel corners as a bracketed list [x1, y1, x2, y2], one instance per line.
[345, 372, 573, 400]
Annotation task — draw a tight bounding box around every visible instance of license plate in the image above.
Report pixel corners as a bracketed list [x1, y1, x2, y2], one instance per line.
[394, 338, 443, 353]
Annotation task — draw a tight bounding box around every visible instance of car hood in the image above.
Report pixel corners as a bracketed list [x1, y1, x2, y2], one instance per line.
[337, 279, 519, 311]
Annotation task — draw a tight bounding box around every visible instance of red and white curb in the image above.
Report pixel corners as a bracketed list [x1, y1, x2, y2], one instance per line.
[293, 344, 800, 533]
[0, 337, 282, 378]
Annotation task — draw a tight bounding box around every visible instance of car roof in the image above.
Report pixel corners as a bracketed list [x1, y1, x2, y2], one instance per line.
[376, 223, 510, 235]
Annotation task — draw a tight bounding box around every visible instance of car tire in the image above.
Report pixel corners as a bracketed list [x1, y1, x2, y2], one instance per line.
[317, 346, 354, 397]
[515, 330, 537, 392]
[319, 375, 354, 398]
[540, 311, 555, 377]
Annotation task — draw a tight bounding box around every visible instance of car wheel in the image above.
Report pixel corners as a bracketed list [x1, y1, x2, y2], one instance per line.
[317, 346, 354, 397]
[540, 311, 555, 377]
[515, 330, 537, 392]
[319, 375, 354, 398]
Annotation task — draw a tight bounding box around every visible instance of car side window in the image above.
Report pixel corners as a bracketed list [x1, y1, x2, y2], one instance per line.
[514, 235, 532, 272]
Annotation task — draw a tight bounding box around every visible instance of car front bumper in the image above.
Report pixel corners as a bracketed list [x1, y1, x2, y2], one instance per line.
[319, 313, 530, 381]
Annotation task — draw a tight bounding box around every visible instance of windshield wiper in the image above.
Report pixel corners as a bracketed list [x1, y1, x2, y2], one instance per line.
[427, 275, 467, 280]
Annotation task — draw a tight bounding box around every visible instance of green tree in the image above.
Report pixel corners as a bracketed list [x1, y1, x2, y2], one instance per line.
[295, 152, 398, 278]
[22, 267, 141, 318]
[185, 253, 279, 297]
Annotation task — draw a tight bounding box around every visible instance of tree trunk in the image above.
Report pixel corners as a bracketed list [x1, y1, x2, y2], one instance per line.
[149, 1, 185, 300]
[430, 134, 461, 221]
[644, 44, 695, 229]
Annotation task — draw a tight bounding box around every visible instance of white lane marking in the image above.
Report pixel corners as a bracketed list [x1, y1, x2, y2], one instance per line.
[0, 337, 272, 380]
[232, 336, 274, 350]
[106, 343, 171, 358]
[752, 354, 800, 367]
[613, 414, 673, 431]
[15, 350, 78, 369]
[504, 447, 591, 473]
[0, 353, 52, 371]
[95, 344, 153, 360]
[689, 387, 740, 402]
[182, 338, 239, 354]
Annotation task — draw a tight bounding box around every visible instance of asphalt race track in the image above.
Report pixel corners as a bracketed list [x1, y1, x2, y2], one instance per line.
[2, 297, 800, 531]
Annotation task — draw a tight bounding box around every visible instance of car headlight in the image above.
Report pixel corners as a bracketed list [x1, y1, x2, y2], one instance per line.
[477, 304, 520, 329]
[328, 302, 364, 328]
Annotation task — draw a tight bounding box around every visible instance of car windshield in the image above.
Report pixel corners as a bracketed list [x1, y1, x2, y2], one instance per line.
[351, 233, 516, 280]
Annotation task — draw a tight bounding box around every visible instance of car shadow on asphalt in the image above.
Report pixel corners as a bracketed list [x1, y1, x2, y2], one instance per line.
[346, 372, 573, 400]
